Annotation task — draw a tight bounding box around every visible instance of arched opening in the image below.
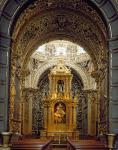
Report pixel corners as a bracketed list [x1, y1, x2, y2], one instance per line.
[8, 0, 108, 137]
[22, 40, 96, 136]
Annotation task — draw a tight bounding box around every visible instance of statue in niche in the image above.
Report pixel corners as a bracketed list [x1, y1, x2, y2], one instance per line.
[54, 102, 66, 124]
[57, 80, 64, 92]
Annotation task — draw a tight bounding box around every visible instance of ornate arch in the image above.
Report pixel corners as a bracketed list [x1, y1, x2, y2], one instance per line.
[29, 61, 93, 90]
[11, 6, 107, 70]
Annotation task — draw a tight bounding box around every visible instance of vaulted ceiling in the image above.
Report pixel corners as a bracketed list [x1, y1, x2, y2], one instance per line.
[10, 0, 108, 89]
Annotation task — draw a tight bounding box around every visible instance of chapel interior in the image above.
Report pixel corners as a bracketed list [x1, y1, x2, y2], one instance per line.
[22, 40, 98, 138]
[0, 0, 118, 149]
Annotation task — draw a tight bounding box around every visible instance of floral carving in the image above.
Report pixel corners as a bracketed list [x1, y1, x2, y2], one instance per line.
[9, 0, 108, 134]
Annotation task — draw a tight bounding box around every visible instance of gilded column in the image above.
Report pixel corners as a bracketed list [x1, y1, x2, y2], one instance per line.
[13, 62, 22, 133]
[48, 104, 52, 132]
[28, 95, 33, 134]
[21, 71, 30, 134]
[91, 70, 101, 135]
[69, 104, 73, 131]
[18, 78, 23, 133]
[9, 57, 16, 131]
[44, 102, 48, 130]
[73, 102, 77, 129]
[88, 95, 92, 135]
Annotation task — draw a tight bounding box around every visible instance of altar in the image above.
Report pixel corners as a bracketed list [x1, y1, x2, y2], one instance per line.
[43, 60, 78, 137]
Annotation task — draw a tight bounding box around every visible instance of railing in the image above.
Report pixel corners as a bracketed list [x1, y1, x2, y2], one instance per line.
[45, 131, 79, 140]
[41, 140, 52, 150]
[43, 138, 76, 150]
[67, 141, 75, 150]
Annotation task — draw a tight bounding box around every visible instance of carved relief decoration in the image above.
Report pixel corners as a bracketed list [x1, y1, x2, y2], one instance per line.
[11, 0, 107, 71]
[99, 70, 108, 133]
[23, 88, 44, 134]
[9, 0, 108, 134]
[32, 91, 44, 133]
[28, 60, 94, 90]
[13, 0, 107, 40]
[76, 91, 88, 135]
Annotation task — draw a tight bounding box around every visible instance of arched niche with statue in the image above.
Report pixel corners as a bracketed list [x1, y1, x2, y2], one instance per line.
[57, 80, 64, 93]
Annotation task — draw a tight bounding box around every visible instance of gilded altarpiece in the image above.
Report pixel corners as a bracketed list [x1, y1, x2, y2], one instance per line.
[22, 67, 88, 135]
[43, 62, 78, 137]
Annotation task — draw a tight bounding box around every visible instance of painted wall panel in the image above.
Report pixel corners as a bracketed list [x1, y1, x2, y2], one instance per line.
[110, 19, 118, 37]
[109, 121, 118, 133]
[112, 52, 118, 66]
[109, 39, 118, 50]
[0, 16, 11, 34]
[111, 87, 118, 101]
[111, 104, 118, 119]
[4, 0, 19, 17]
[0, 103, 5, 117]
[0, 37, 11, 47]
[101, 1, 116, 19]
[111, 69, 118, 84]
[0, 51, 8, 64]
[0, 84, 6, 99]
[0, 121, 5, 132]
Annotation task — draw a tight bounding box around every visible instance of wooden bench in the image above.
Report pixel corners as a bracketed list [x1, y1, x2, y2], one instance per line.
[11, 139, 52, 150]
[68, 140, 108, 150]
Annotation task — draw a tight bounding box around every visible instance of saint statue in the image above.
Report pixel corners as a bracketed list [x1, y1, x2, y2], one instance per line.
[57, 80, 64, 92]
[54, 103, 66, 123]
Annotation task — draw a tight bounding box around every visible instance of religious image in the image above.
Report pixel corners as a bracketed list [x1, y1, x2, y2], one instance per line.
[57, 80, 64, 92]
[54, 102, 66, 124]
